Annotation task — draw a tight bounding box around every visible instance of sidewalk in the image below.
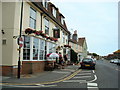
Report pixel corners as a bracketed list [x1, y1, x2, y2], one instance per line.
[1, 65, 80, 85]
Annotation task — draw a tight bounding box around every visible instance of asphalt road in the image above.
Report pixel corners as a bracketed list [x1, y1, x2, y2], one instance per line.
[1, 60, 120, 90]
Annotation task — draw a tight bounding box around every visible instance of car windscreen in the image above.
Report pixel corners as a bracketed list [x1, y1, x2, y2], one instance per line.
[82, 59, 93, 62]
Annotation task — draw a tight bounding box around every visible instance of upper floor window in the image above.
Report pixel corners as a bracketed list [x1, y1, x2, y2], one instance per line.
[42, 0, 48, 9]
[29, 7, 36, 29]
[44, 18, 49, 35]
[63, 32, 65, 43]
[52, 7, 56, 18]
[61, 17, 64, 25]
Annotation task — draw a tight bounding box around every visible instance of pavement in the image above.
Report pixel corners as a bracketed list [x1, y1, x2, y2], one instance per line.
[1, 65, 81, 85]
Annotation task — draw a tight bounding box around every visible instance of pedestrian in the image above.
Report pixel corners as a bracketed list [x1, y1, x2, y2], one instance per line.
[64, 54, 68, 65]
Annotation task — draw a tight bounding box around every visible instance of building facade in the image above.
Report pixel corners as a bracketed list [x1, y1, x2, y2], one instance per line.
[78, 37, 88, 60]
[1, 1, 70, 76]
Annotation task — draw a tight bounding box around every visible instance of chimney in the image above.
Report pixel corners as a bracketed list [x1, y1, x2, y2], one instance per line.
[72, 30, 77, 41]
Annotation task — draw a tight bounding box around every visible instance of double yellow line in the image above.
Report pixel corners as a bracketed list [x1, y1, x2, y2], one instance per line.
[1, 69, 82, 86]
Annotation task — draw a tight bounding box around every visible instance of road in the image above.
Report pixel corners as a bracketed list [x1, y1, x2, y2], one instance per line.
[2, 60, 120, 90]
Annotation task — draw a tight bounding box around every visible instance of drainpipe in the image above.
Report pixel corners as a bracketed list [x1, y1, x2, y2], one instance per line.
[40, 13, 43, 31]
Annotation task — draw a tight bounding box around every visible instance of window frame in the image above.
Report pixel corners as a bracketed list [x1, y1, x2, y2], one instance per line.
[29, 7, 36, 29]
[44, 18, 49, 35]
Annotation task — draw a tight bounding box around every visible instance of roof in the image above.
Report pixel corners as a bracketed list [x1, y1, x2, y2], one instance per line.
[31, 1, 70, 34]
[69, 39, 77, 44]
[78, 37, 85, 46]
[114, 49, 120, 53]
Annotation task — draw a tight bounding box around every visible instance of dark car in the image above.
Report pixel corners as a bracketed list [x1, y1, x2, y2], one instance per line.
[80, 58, 96, 70]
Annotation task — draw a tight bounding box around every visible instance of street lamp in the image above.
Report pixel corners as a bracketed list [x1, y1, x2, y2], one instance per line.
[17, 0, 23, 79]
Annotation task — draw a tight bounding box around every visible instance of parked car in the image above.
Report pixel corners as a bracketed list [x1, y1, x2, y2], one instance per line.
[110, 60, 114, 63]
[117, 60, 120, 65]
[80, 58, 96, 70]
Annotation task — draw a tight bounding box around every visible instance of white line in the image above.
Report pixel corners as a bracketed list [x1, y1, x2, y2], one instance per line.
[2, 84, 57, 88]
[88, 87, 98, 88]
[87, 87, 99, 90]
[63, 80, 86, 83]
[73, 76, 91, 78]
[52, 71, 70, 74]
[81, 71, 92, 73]
[87, 75, 97, 83]
[92, 70, 95, 73]
[77, 73, 91, 75]
[87, 83, 98, 87]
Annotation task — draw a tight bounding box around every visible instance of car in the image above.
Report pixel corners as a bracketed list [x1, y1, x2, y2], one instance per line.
[117, 60, 120, 65]
[110, 60, 114, 63]
[80, 58, 96, 70]
[112, 59, 119, 64]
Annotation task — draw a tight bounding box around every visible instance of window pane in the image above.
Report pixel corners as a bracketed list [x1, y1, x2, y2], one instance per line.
[24, 36, 30, 48]
[23, 49, 30, 60]
[29, 18, 36, 29]
[30, 8, 36, 19]
[44, 19, 49, 35]
[33, 49, 38, 60]
[33, 38, 39, 60]
[39, 50, 44, 60]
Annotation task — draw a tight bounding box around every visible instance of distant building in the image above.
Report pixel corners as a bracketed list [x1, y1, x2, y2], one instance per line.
[78, 37, 88, 60]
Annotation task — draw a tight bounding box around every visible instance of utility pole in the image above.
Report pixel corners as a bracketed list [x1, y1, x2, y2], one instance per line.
[18, 0, 23, 79]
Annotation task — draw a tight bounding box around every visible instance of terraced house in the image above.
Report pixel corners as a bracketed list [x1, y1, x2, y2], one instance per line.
[1, 1, 71, 76]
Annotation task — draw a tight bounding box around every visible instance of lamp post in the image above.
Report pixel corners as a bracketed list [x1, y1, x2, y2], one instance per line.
[17, 0, 23, 79]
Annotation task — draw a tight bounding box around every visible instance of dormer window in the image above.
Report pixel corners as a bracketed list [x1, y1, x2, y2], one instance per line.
[42, 0, 48, 9]
[61, 17, 64, 25]
[52, 7, 56, 18]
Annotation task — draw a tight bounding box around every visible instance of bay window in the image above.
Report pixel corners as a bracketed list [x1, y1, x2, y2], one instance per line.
[23, 36, 30, 60]
[23, 36, 45, 61]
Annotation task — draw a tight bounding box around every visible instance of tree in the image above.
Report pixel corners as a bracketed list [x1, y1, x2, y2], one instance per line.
[70, 49, 78, 63]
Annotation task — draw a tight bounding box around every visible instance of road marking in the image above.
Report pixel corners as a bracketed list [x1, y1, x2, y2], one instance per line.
[77, 73, 91, 75]
[87, 75, 97, 83]
[52, 71, 71, 74]
[73, 76, 91, 78]
[87, 83, 98, 87]
[88, 87, 99, 90]
[92, 70, 95, 73]
[81, 71, 91, 73]
[3, 84, 57, 88]
[87, 83, 99, 90]
[63, 80, 86, 83]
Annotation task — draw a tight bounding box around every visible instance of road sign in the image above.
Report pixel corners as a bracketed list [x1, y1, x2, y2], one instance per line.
[18, 37, 23, 48]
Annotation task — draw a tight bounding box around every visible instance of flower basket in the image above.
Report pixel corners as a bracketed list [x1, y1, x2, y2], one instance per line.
[25, 28, 35, 34]
[34, 31, 43, 36]
[64, 45, 71, 48]
[54, 38, 58, 42]
[46, 36, 50, 39]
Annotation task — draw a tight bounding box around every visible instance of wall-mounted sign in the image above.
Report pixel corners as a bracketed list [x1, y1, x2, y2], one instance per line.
[53, 29, 60, 38]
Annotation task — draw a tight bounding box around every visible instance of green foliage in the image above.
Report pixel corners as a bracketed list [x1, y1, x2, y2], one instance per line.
[70, 49, 78, 63]
[93, 53, 98, 56]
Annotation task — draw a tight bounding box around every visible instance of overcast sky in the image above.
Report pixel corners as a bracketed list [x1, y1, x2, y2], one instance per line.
[51, 0, 118, 56]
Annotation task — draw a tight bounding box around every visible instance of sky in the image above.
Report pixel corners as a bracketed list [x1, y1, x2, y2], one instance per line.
[51, 0, 118, 56]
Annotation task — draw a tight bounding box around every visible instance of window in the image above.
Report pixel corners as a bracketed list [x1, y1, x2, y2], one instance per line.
[23, 36, 30, 60]
[44, 18, 49, 35]
[61, 17, 64, 25]
[29, 7, 36, 29]
[23, 36, 46, 61]
[63, 32, 65, 43]
[39, 40, 45, 60]
[53, 7, 56, 18]
[49, 42, 53, 53]
[42, 0, 48, 9]
[33, 38, 39, 60]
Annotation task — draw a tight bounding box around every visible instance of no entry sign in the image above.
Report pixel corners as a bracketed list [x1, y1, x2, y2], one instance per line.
[18, 37, 24, 48]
